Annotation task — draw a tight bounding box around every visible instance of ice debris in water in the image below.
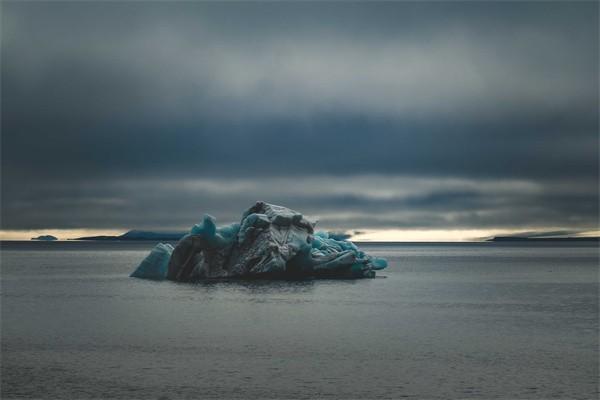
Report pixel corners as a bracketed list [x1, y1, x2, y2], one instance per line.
[130, 201, 387, 281]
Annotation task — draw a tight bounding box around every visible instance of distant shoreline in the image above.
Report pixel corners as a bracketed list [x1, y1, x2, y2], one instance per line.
[5, 230, 600, 244]
[68, 237, 600, 243]
[72, 230, 185, 241]
[487, 236, 599, 242]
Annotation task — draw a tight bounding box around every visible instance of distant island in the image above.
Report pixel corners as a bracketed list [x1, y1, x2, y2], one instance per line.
[488, 236, 599, 242]
[73, 230, 185, 241]
[31, 235, 58, 241]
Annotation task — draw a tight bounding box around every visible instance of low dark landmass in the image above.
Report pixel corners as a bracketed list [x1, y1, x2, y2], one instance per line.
[489, 236, 599, 242]
[74, 229, 350, 242]
[31, 235, 58, 241]
[73, 230, 185, 241]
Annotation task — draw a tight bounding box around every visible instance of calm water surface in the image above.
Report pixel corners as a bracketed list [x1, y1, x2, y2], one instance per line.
[1, 241, 598, 399]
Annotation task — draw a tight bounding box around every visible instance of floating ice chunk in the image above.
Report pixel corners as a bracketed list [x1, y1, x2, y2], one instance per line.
[130, 242, 174, 280]
[133, 202, 388, 281]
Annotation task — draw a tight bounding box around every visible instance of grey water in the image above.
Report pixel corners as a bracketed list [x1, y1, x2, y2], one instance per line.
[1, 241, 598, 399]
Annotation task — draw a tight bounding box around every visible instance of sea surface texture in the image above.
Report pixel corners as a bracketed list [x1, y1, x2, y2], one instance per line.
[1, 241, 598, 399]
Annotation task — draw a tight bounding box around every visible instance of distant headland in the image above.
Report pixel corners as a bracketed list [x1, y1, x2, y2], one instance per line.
[488, 236, 599, 242]
[31, 235, 58, 241]
[73, 230, 185, 241]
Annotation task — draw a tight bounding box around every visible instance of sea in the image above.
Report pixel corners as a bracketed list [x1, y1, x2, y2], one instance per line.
[1, 241, 598, 399]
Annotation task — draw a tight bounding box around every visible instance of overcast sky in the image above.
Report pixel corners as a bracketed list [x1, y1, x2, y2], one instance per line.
[1, 1, 598, 239]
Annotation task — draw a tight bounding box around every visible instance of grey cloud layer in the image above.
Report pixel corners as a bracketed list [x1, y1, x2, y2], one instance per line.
[3, 176, 596, 233]
[1, 2, 598, 231]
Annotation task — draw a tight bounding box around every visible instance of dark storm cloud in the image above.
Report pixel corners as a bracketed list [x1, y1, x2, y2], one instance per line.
[1, 1, 598, 232]
[3, 176, 597, 233]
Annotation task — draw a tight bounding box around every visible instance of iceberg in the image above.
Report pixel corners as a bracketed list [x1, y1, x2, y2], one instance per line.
[131, 201, 387, 281]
